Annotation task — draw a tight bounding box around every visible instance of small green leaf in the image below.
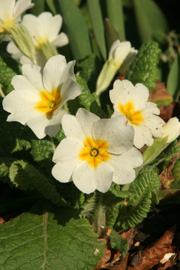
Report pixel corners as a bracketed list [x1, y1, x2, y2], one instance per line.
[133, 0, 169, 43]
[46, 0, 56, 14]
[56, 0, 92, 60]
[9, 160, 68, 207]
[110, 230, 129, 258]
[171, 158, 180, 189]
[167, 53, 180, 101]
[143, 137, 168, 166]
[105, 0, 125, 41]
[0, 212, 105, 270]
[30, 139, 54, 162]
[104, 18, 120, 52]
[87, 0, 106, 60]
[126, 41, 161, 90]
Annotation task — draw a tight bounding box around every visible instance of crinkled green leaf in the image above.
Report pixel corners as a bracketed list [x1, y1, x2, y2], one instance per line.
[56, 0, 92, 60]
[105, 0, 125, 41]
[110, 229, 129, 258]
[30, 139, 54, 162]
[0, 53, 21, 94]
[69, 75, 106, 117]
[9, 160, 68, 207]
[87, 0, 106, 60]
[133, 0, 169, 43]
[167, 53, 180, 101]
[126, 41, 161, 89]
[0, 212, 105, 270]
[116, 168, 161, 230]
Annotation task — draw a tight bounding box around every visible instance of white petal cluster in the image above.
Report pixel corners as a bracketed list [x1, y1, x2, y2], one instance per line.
[110, 80, 165, 149]
[52, 108, 143, 194]
[0, 0, 34, 34]
[96, 39, 137, 95]
[7, 12, 69, 66]
[3, 55, 82, 139]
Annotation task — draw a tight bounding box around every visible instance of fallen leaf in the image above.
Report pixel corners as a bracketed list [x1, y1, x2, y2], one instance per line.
[127, 226, 176, 270]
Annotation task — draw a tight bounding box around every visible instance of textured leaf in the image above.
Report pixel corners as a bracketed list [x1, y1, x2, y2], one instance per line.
[9, 160, 68, 207]
[87, 0, 106, 60]
[70, 75, 106, 117]
[117, 169, 161, 230]
[110, 229, 129, 258]
[0, 212, 105, 270]
[0, 53, 21, 94]
[56, 0, 92, 60]
[126, 41, 161, 90]
[105, 0, 125, 41]
[167, 53, 180, 101]
[133, 0, 169, 43]
[30, 139, 54, 162]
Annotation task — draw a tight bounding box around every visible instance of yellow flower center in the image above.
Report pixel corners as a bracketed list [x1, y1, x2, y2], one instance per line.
[79, 137, 110, 168]
[0, 15, 15, 33]
[119, 101, 144, 126]
[35, 36, 48, 50]
[34, 88, 62, 117]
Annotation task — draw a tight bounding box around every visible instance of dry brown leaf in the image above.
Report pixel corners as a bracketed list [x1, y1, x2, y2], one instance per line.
[0, 217, 5, 224]
[127, 226, 176, 270]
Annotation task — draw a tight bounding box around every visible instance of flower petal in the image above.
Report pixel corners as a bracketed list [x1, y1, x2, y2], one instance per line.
[14, 0, 34, 19]
[109, 147, 143, 185]
[92, 115, 134, 154]
[53, 33, 69, 47]
[133, 125, 154, 148]
[52, 138, 82, 182]
[62, 114, 85, 141]
[73, 162, 113, 194]
[43, 55, 67, 91]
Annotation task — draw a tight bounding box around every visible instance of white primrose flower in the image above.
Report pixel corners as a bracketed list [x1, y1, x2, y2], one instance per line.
[96, 39, 137, 95]
[161, 117, 180, 143]
[110, 80, 165, 149]
[0, 0, 34, 34]
[52, 108, 143, 194]
[2, 55, 82, 139]
[7, 12, 69, 66]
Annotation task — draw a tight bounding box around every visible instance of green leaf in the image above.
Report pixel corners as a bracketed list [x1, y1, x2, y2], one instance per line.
[0, 212, 105, 270]
[110, 230, 129, 258]
[104, 18, 120, 52]
[143, 137, 168, 166]
[133, 0, 169, 43]
[9, 160, 68, 207]
[87, 0, 106, 60]
[117, 168, 161, 230]
[56, 0, 92, 60]
[31, 0, 45, 15]
[167, 53, 180, 101]
[70, 75, 106, 117]
[171, 158, 180, 189]
[76, 53, 102, 91]
[105, 0, 125, 41]
[45, 0, 56, 14]
[0, 53, 21, 94]
[126, 41, 161, 89]
[30, 139, 54, 162]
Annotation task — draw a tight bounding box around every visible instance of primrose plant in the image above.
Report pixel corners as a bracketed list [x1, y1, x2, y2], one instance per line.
[0, 0, 180, 268]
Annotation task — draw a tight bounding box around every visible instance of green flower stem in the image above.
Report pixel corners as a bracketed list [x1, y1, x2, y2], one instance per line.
[0, 85, 5, 98]
[93, 192, 106, 237]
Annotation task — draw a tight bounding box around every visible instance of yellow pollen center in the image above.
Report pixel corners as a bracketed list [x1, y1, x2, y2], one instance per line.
[119, 101, 144, 126]
[35, 36, 48, 50]
[79, 137, 110, 168]
[34, 88, 62, 117]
